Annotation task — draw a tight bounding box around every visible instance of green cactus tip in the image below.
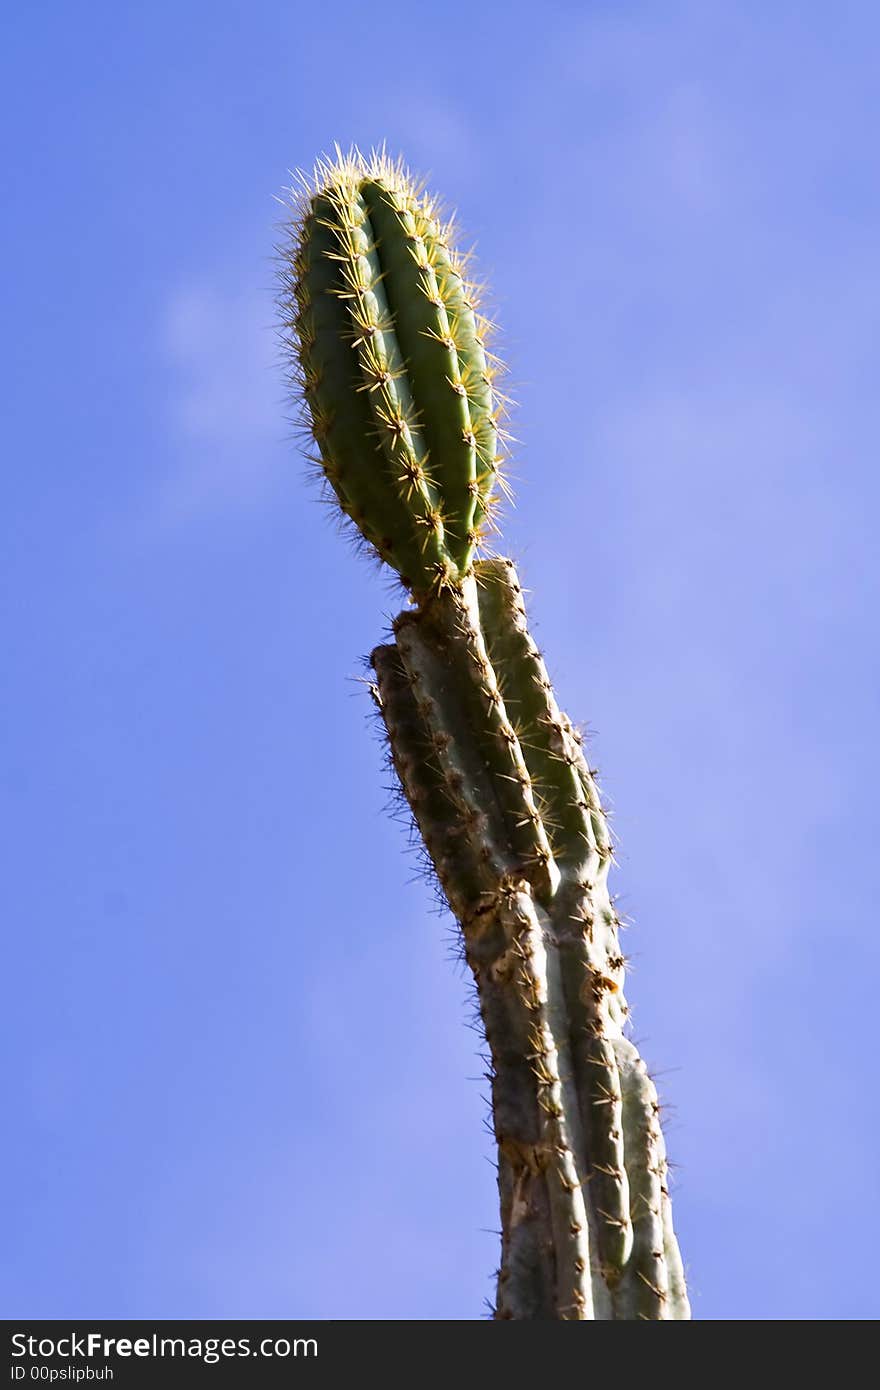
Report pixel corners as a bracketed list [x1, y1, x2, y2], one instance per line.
[278, 146, 512, 599]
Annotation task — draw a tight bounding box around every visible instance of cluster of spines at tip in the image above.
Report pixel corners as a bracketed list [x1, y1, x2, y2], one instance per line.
[370, 560, 690, 1318]
[277, 147, 512, 596]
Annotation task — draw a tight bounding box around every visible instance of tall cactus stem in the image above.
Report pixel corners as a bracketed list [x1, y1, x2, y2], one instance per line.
[369, 564, 688, 1318]
[280, 147, 689, 1320]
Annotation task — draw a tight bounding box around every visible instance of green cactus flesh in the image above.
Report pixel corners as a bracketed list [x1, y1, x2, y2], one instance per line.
[280, 150, 503, 598]
[280, 150, 689, 1319]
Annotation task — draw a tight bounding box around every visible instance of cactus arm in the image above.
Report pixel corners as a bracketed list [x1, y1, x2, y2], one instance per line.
[375, 621, 596, 1318]
[474, 558, 602, 873]
[370, 644, 493, 916]
[471, 559, 635, 1286]
[614, 1039, 677, 1320]
[371, 642, 563, 1318]
[410, 579, 559, 902]
[467, 898, 558, 1320]
[661, 1167, 691, 1320]
[500, 887, 596, 1320]
[382, 621, 515, 888]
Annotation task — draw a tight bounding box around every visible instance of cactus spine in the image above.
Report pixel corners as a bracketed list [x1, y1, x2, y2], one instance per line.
[279, 149, 689, 1320]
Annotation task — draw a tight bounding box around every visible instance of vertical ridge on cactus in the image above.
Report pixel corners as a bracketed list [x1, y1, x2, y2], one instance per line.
[277, 146, 690, 1320]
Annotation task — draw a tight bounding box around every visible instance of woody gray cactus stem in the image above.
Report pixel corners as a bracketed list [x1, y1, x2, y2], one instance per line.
[372, 562, 689, 1319]
[278, 148, 689, 1319]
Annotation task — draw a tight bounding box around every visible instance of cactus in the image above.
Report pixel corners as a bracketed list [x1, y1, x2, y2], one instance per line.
[278, 148, 690, 1320]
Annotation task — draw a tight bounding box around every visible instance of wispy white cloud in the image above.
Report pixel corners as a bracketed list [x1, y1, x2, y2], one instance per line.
[156, 282, 287, 524]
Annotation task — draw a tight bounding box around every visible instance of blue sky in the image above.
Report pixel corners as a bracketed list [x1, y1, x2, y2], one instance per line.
[3, 1, 878, 1320]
